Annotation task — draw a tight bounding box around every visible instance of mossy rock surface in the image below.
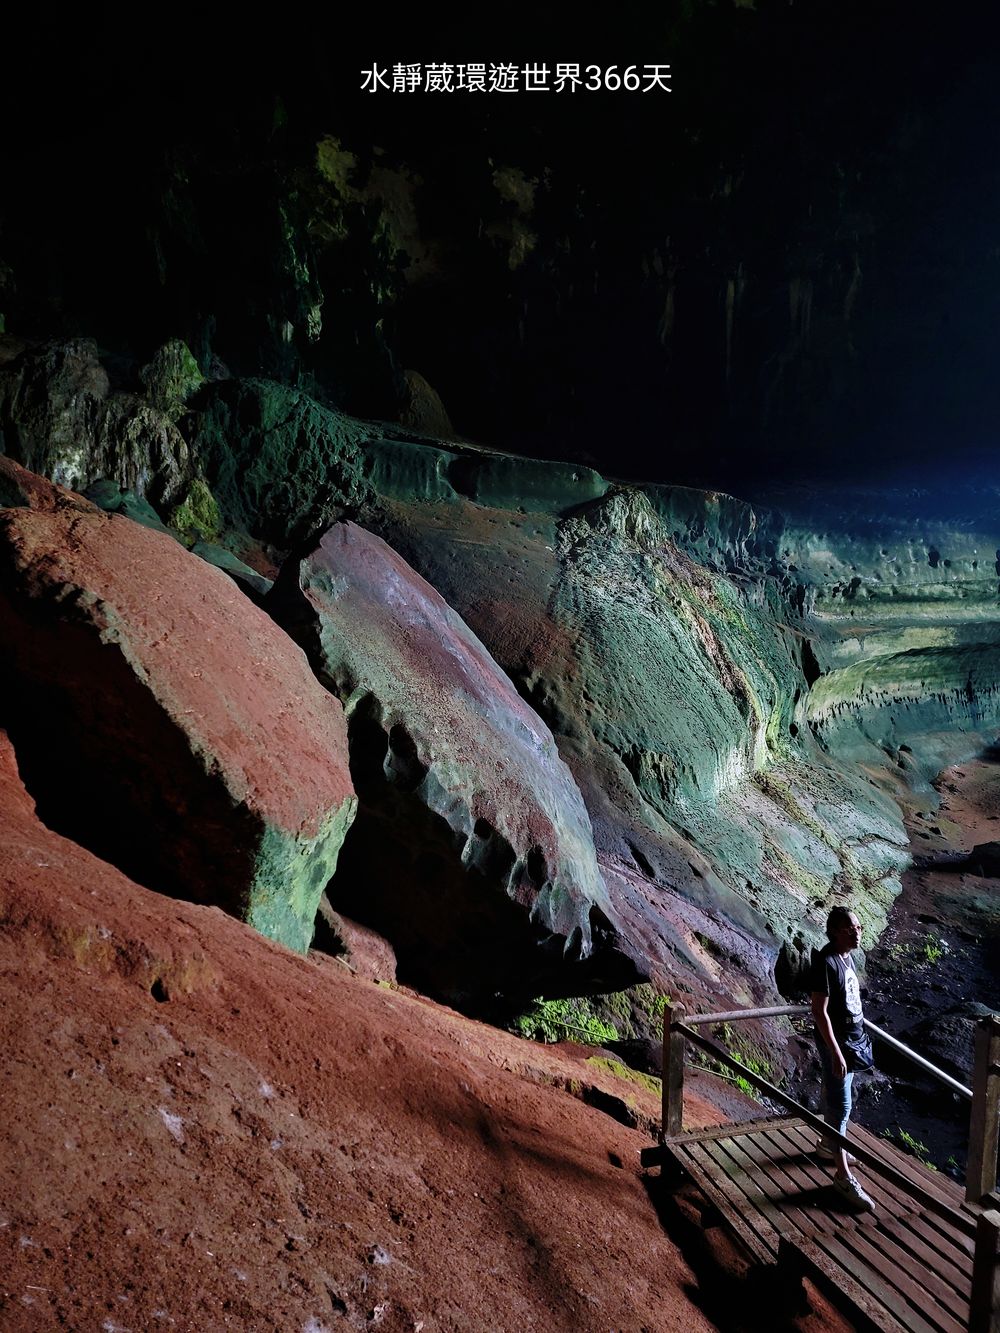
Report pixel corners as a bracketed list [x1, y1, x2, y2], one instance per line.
[169, 477, 222, 543]
[140, 340, 204, 420]
[192, 378, 374, 544]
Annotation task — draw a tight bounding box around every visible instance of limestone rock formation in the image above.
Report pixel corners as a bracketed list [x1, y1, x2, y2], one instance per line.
[372, 479, 911, 999]
[10, 344, 1000, 1030]
[0, 462, 356, 951]
[776, 491, 1000, 779]
[189, 540, 274, 602]
[269, 520, 632, 1003]
[0, 338, 191, 506]
[138, 339, 205, 421]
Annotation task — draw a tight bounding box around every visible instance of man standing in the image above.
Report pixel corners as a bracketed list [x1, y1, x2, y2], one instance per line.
[810, 905, 877, 1214]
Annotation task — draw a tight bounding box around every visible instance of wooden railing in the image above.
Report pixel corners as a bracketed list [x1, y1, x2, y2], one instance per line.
[968, 1016, 1000, 1333]
[661, 1004, 1000, 1331]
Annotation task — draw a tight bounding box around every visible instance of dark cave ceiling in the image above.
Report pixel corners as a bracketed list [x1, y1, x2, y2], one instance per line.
[2, 3, 998, 495]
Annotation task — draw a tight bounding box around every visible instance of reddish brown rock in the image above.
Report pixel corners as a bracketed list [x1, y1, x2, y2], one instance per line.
[0, 466, 356, 950]
[0, 453, 99, 514]
[315, 892, 398, 984]
[0, 726, 723, 1333]
[0, 730, 221, 997]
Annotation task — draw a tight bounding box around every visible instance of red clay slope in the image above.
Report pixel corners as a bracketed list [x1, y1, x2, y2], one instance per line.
[0, 731, 716, 1333]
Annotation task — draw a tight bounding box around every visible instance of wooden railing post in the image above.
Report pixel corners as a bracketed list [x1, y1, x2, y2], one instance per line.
[967, 1015, 1000, 1205]
[662, 1003, 686, 1140]
[970, 1208, 1000, 1333]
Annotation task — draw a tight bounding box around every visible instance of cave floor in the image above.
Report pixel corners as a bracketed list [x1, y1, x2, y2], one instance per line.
[861, 756, 1000, 1174]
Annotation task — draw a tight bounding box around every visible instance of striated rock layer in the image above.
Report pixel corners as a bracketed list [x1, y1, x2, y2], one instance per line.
[0, 460, 356, 951]
[9, 358, 1000, 1026]
[371, 482, 913, 1000]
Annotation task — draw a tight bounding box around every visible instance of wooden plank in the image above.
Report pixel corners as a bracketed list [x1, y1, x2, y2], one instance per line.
[835, 1227, 965, 1333]
[766, 1128, 971, 1303]
[719, 1132, 868, 1245]
[847, 1124, 966, 1212]
[684, 1004, 810, 1025]
[666, 1141, 776, 1265]
[967, 1017, 1000, 1206]
[690, 1137, 789, 1251]
[677, 1021, 976, 1236]
[662, 1004, 686, 1138]
[778, 1122, 974, 1272]
[832, 1230, 966, 1333]
[720, 1128, 877, 1268]
[729, 1133, 965, 1333]
[720, 1136, 947, 1333]
[969, 1207, 1000, 1333]
[698, 1138, 797, 1246]
[778, 1122, 972, 1255]
[783, 1235, 909, 1333]
[781, 1121, 971, 1244]
[666, 1114, 803, 1145]
[807, 1227, 945, 1333]
[669, 1115, 976, 1333]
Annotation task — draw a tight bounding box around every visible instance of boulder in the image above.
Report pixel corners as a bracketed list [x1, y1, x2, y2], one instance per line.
[965, 842, 1000, 877]
[314, 892, 398, 984]
[899, 1002, 994, 1084]
[191, 378, 373, 544]
[270, 520, 631, 1003]
[138, 339, 204, 420]
[0, 454, 99, 515]
[0, 462, 356, 951]
[190, 541, 274, 602]
[83, 478, 177, 536]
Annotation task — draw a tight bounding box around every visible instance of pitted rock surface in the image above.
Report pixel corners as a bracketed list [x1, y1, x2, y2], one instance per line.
[271, 520, 624, 1000]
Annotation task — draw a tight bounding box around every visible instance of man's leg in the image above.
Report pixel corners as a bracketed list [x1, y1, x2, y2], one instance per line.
[827, 1071, 854, 1180]
[821, 1059, 854, 1180]
[818, 1049, 875, 1213]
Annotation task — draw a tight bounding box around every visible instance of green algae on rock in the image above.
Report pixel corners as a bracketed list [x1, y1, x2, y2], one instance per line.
[191, 378, 375, 543]
[139, 339, 204, 421]
[168, 477, 223, 544]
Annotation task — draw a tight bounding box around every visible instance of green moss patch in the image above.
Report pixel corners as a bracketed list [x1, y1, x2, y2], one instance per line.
[584, 1056, 662, 1097]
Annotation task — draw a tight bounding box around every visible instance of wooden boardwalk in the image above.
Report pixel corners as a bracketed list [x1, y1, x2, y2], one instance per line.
[659, 1115, 976, 1333]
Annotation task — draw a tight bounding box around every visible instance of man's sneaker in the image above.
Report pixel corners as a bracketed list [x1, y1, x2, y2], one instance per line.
[833, 1173, 876, 1214]
[816, 1142, 857, 1165]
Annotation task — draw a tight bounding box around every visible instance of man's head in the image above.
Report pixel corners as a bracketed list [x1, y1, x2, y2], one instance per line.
[826, 905, 862, 953]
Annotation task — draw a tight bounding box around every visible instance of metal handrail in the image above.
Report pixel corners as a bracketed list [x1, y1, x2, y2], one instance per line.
[682, 1001, 973, 1099]
[675, 1018, 976, 1236]
[863, 1018, 972, 1100]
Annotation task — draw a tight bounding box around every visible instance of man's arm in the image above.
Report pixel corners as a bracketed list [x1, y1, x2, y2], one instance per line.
[811, 992, 848, 1080]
